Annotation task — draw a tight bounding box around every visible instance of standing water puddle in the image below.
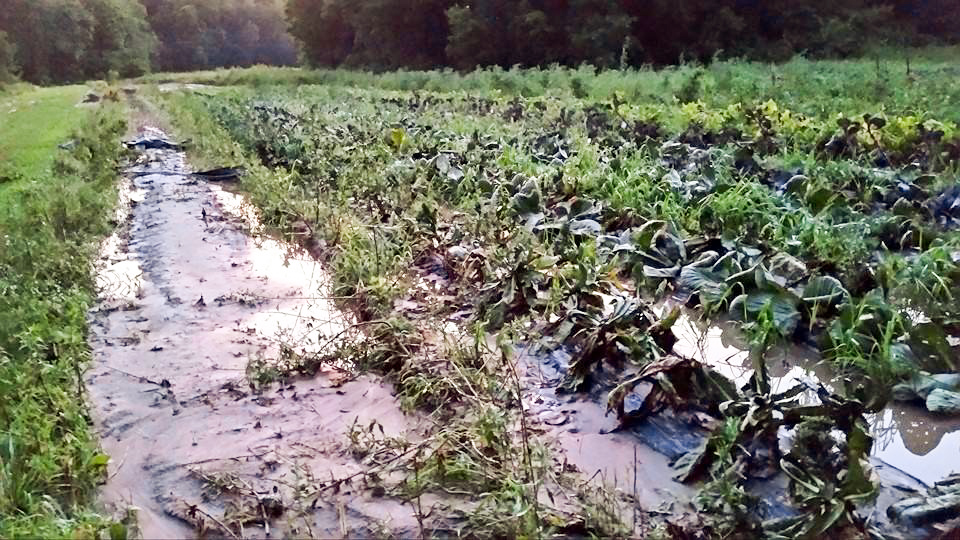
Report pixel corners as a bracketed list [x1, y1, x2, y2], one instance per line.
[665, 304, 960, 486]
[519, 297, 958, 531]
[87, 129, 419, 538]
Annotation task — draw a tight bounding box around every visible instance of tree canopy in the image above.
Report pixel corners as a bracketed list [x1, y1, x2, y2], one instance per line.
[288, 0, 958, 70]
[0, 0, 296, 84]
[0, 0, 956, 85]
[141, 0, 297, 73]
[0, 0, 152, 83]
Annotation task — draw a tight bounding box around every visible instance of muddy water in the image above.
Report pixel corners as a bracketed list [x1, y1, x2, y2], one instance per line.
[665, 306, 960, 487]
[870, 405, 960, 485]
[522, 356, 696, 514]
[87, 130, 419, 538]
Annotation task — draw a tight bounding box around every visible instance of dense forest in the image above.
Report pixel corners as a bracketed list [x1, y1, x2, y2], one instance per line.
[140, 0, 297, 73]
[0, 0, 957, 84]
[286, 0, 960, 70]
[0, 0, 296, 84]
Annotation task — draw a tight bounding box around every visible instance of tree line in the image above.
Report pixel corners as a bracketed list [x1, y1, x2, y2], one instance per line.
[286, 0, 960, 70]
[1, 0, 957, 85]
[0, 0, 296, 85]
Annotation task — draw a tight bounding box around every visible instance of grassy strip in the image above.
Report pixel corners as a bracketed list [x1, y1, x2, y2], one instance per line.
[0, 86, 89, 180]
[138, 45, 960, 120]
[0, 96, 128, 538]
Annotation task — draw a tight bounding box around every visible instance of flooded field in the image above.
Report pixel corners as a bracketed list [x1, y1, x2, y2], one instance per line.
[143, 82, 960, 538]
[7, 37, 960, 539]
[518, 301, 957, 537]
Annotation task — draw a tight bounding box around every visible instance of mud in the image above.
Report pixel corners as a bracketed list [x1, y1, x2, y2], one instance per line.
[87, 130, 420, 538]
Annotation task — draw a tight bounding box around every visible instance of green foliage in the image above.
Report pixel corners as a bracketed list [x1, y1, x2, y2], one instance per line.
[287, 0, 959, 70]
[140, 48, 960, 124]
[0, 0, 155, 83]
[142, 0, 297, 73]
[285, 0, 355, 67]
[0, 101, 126, 537]
[157, 53, 960, 535]
[444, 0, 633, 69]
[82, 0, 156, 78]
[0, 0, 296, 84]
[287, 0, 451, 70]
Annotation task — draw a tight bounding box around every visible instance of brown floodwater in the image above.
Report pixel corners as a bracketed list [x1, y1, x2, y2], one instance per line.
[88, 129, 421, 538]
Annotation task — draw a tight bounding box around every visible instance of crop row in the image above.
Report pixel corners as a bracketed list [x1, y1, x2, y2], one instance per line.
[186, 87, 960, 536]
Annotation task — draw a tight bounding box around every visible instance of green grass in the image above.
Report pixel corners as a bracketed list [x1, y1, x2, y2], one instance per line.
[139, 45, 960, 121]
[0, 88, 127, 538]
[0, 85, 89, 180]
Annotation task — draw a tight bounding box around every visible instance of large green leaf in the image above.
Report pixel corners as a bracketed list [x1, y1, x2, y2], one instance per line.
[686, 250, 719, 268]
[802, 276, 848, 305]
[671, 436, 716, 483]
[730, 291, 801, 336]
[644, 264, 680, 279]
[678, 265, 719, 290]
[768, 253, 807, 286]
[677, 265, 729, 304]
[651, 227, 686, 263]
[892, 372, 960, 407]
[926, 389, 960, 415]
[909, 322, 957, 372]
[531, 255, 561, 270]
[509, 177, 542, 217]
[558, 198, 599, 220]
[805, 185, 837, 215]
[632, 220, 667, 250]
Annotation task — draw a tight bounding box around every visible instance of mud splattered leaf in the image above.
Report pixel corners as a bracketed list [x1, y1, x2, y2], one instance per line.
[677, 266, 727, 300]
[926, 388, 960, 415]
[892, 372, 960, 402]
[567, 219, 602, 236]
[730, 291, 801, 336]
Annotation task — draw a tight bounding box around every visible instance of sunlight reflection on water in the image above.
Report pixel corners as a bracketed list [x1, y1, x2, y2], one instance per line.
[661, 303, 960, 486]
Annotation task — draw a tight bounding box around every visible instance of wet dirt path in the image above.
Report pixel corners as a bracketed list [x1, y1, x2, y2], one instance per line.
[86, 129, 419, 538]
